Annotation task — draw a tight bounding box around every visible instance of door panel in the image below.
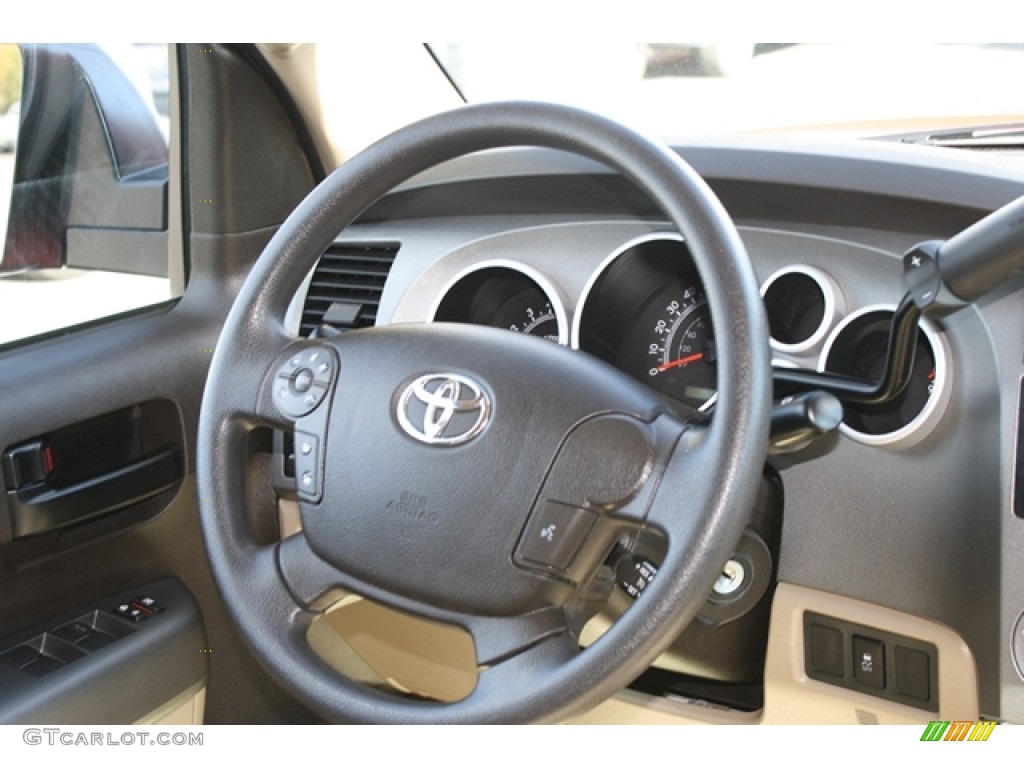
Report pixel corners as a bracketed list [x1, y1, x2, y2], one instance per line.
[0, 44, 323, 724]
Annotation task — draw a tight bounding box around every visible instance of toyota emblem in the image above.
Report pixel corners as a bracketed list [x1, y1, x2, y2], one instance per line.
[397, 373, 491, 446]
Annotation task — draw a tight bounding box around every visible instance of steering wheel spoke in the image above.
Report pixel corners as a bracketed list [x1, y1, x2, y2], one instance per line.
[277, 526, 571, 659]
[464, 606, 571, 667]
[276, 531, 355, 611]
[642, 421, 718, 534]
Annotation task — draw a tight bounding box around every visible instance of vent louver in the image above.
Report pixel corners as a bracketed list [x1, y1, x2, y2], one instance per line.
[298, 242, 400, 337]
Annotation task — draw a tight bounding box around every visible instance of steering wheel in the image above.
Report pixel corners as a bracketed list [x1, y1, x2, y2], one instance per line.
[197, 101, 771, 724]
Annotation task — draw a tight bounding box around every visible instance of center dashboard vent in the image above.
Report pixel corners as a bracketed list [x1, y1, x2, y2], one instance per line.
[298, 242, 400, 337]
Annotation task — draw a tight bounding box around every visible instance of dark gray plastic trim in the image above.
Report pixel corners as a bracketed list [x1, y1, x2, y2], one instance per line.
[0, 578, 206, 724]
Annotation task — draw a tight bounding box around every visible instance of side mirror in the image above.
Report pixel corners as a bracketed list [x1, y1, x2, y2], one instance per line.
[1, 44, 169, 277]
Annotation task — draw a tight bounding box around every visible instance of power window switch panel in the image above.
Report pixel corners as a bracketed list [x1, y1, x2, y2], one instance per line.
[853, 635, 886, 689]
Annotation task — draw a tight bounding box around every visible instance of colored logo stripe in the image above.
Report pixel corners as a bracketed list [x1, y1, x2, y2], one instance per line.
[920, 720, 996, 742]
[968, 721, 997, 741]
[945, 721, 973, 741]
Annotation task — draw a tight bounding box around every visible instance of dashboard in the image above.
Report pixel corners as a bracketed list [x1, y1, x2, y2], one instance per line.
[285, 135, 1024, 722]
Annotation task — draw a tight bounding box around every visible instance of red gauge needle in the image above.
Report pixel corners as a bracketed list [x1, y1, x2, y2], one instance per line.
[656, 352, 704, 372]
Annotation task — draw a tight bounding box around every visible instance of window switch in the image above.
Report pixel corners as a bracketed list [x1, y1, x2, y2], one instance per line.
[77, 632, 115, 652]
[853, 635, 886, 689]
[53, 622, 94, 644]
[22, 655, 63, 678]
[2, 645, 40, 669]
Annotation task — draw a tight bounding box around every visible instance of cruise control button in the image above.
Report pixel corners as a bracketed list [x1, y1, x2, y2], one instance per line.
[518, 501, 596, 572]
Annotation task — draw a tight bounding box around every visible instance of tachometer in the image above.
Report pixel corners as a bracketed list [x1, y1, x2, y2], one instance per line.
[497, 295, 559, 341]
[433, 263, 567, 343]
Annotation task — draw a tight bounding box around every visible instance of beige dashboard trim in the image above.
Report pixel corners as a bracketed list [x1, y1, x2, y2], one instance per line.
[134, 682, 206, 726]
[761, 583, 978, 724]
[576, 583, 979, 725]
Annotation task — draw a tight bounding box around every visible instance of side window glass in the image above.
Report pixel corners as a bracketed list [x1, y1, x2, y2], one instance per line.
[0, 44, 178, 347]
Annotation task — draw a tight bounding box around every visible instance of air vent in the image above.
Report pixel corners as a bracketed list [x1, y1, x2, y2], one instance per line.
[299, 242, 399, 337]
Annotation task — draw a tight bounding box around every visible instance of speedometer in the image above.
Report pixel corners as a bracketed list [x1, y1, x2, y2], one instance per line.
[644, 292, 717, 409]
[575, 233, 718, 413]
[618, 282, 717, 410]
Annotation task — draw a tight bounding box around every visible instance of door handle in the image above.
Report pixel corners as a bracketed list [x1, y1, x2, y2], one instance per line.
[7, 445, 182, 538]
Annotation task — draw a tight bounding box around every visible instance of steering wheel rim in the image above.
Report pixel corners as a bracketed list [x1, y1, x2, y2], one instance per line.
[197, 101, 772, 723]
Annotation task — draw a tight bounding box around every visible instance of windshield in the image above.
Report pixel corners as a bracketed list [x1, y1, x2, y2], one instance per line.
[429, 44, 1024, 138]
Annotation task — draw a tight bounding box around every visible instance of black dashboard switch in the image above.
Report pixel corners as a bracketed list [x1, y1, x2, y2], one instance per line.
[518, 501, 596, 571]
[853, 635, 886, 688]
[895, 645, 931, 701]
[809, 624, 844, 678]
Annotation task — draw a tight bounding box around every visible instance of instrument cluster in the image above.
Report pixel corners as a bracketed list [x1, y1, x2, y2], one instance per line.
[429, 233, 952, 448]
